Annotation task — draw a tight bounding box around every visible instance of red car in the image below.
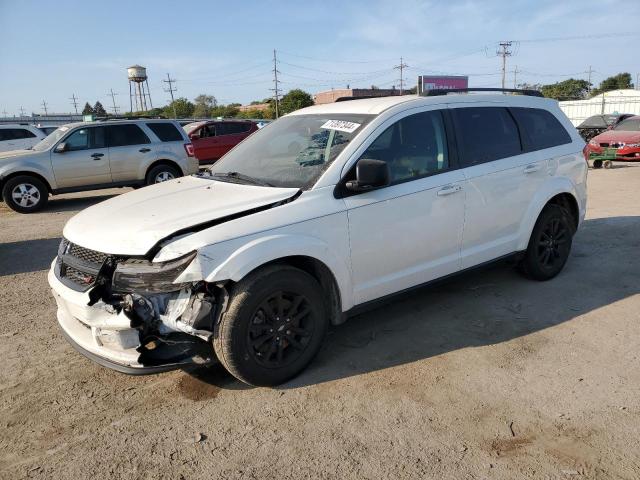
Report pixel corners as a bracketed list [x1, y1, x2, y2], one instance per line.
[585, 115, 640, 168]
[184, 120, 258, 164]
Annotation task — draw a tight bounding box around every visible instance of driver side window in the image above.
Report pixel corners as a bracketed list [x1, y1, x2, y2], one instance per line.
[64, 128, 90, 151]
[360, 110, 449, 184]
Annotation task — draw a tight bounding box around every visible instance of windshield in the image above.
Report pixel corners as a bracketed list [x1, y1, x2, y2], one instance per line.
[208, 114, 374, 189]
[32, 126, 69, 151]
[613, 117, 640, 132]
[578, 115, 607, 128]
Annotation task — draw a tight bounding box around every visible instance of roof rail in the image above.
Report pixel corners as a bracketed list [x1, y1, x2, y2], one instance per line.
[335, 94, 403, 102]
[422, 88, 543, 98]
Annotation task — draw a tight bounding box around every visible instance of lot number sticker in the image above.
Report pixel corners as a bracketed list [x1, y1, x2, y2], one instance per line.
[321, 120, 361, 133]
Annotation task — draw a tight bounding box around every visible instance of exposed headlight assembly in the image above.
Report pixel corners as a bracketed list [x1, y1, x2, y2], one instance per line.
[112, 251, 197, 293]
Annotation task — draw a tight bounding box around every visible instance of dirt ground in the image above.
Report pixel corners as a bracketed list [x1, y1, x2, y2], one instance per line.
[0, 165, 639, 480]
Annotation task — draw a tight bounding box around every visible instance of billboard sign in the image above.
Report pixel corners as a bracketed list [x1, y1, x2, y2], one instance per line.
[418, 75, 469, 94]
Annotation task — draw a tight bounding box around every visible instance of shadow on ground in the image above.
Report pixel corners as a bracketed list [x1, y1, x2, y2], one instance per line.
[189, 215, 640, 390]
[0, 237, 61, 276]
[44, 193, 120, 213]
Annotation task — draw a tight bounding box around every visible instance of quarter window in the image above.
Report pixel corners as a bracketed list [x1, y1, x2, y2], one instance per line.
[106, 124, 150, 147]
[146, 122, 184, 142]
[510, 107, 571, 151]
[452, 107, 522, 166]
[359, 110, 449, 183]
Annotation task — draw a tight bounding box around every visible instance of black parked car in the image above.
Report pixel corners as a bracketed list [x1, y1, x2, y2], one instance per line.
[576, 113, 635, 142]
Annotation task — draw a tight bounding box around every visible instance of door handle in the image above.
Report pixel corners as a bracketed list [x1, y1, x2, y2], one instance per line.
[139, 148, 151, 153]
[437, 184, 462, 196]
[91, 153, 104, 160]
[523, 164, 541, 173]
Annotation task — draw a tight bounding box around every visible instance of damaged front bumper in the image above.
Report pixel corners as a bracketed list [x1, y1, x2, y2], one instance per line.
[48, 263, 218, 374]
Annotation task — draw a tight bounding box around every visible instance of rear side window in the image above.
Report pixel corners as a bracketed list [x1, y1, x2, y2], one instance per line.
[146, 122, 184, 142]
[106, 124, 150, 147]
[510, 108, 571, 151]
[452, 107, 522, 166]
[1, 128, 37, 140]
[218, 123, 250, 135]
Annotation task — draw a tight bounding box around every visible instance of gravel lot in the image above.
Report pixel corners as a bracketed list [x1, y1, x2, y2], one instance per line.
[1, 166, 639, 480]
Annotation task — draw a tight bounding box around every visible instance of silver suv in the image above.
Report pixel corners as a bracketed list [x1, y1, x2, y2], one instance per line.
[0, 119, 198, 213]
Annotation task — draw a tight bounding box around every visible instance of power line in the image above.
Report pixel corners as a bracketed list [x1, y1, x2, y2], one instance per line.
[41, 100, 48, 115]
[107, 89, 120, 114]
[163, 73, 177, 118]
[69, 94, 79, 114]
[277, 50, 396, 64]
[271, 49, 281, 119]
[497, 41, 513, 89]
[394, 57, 409, 94]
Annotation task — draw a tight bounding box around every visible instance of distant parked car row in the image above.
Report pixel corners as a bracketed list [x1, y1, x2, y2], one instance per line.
[0, 119, 198, 213]
[0, 124, 48, 152]
[584, 115, 640, 168]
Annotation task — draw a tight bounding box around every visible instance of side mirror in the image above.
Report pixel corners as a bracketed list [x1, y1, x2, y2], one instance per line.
[345, 158, 390, 192]
[54, 142, 67, 153]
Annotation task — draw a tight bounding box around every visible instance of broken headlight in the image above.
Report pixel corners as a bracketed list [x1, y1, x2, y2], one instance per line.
[112, 251, 197, 294]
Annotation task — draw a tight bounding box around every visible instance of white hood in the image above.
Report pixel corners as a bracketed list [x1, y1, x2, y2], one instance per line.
[63, 176, 299, 256]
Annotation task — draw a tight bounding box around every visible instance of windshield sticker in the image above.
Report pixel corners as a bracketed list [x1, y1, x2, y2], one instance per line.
[321, 120, 361, 133]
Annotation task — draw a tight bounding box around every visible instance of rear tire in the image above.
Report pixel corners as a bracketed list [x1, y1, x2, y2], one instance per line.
[213, 265, 328, 386]
[2, 175, 48, 213]
[519, 204, 573, 281]
[145, 164, 180, 185]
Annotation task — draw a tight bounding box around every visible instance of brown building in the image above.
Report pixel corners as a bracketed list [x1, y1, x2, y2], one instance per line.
[314, 88, 400, 105]
[237, 103, 271, 112]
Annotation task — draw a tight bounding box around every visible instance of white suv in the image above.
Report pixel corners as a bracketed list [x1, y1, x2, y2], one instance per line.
[49, 91, 587, 386]
[0, 124, 46, 152]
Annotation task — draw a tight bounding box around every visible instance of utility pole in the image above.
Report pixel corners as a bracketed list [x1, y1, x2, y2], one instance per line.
[512, 65, 520, 89]
[394, 57, 409, 95]
[586, 66, 595, 92]
[163, 73, 178, 118]
[19, 106, 26, 118]
[107, 89, 120, 115]
[41, 100, 48, 116]
[1, 109, 7, 117]
[271, 49, 281, 119]
[69, 94, 79, 114]
[497, 41, 513, 90]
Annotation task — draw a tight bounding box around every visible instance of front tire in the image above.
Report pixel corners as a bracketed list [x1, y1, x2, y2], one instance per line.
[520, 204, 573, 281]
[213, 265, 328, 386]
[2, 175, 48, 213]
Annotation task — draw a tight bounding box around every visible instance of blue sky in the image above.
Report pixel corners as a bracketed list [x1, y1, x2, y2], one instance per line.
[0, 0, 638, 115]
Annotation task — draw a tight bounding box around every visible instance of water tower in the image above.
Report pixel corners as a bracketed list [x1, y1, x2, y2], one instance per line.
[127, 65, 153, 112]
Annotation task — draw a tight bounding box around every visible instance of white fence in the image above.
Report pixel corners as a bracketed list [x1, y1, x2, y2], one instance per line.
[559, 89, 640, 126]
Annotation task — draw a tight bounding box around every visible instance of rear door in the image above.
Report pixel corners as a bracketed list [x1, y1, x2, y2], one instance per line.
[51, 126, 111, 188]
[215, 122, 248, 157]
[192, 123, 219, 162]
[105, 124, 153, 182]
[450, 105, 546, 268]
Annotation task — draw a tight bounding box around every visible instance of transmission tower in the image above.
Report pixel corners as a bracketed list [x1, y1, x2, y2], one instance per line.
[108, 89, 120, 114]
[394, 57, 409, 95]
[41, 100, 48, 115]
[69, 94, 79, 114]
[271, 49, 281, 119]
[163, 73, 178, 118]
[497, 41, 513, 89]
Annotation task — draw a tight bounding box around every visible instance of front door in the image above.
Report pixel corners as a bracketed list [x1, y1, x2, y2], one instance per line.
[51, 126, 111, 188]
[344, 109, 466, 305]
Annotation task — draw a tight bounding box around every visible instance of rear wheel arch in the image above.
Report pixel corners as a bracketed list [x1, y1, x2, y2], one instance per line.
[145, 159, 184, 177]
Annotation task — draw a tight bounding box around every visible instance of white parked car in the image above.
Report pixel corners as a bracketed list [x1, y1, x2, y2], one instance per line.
[0, 124, 46, 152]
[49, 91, 587, 386]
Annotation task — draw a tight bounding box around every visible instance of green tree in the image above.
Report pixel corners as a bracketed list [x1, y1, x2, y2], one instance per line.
[540, 79, 591, 100]
[81, 102, 94, 115]
[163, 97, 195, 118]
[210, 104, 239, 118]
[93, 101, 107, 116]
[193, 94, 217, 118]
[279, 89, 314, 115]
[591, 73, 634, 97]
